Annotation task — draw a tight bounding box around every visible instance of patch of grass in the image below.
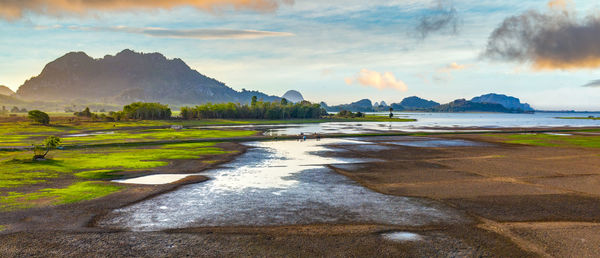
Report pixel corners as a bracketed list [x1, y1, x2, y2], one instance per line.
[74, 169, 123, 180]
[0, 225, 5, 231]
[0, 182, 123, 211]
[488, 133, 600, 148]
[0, 142, 227, 188]
[60, 129, 258, 145]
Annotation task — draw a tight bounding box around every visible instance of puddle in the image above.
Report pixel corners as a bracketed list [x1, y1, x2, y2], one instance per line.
[381, 231, 424, 242]
[64, 131, 115, 137]
[544, 132, 572, 136]
[100, 138, 463, 231]
[382, 138, 483, 148]
[114, 174, 194, 185]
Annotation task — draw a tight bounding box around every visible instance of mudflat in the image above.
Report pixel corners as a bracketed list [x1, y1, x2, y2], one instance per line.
[2, 132, 600, 257]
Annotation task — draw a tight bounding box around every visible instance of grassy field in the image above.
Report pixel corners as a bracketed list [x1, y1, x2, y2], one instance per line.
[0, 114, 416, 211]
[0, 142, 230, 211]
[487, 133, 600, 148]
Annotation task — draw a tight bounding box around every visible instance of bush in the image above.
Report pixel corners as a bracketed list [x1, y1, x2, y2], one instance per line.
[119, 102, 171, 120]
[28, 110, 50, 125]
[33, 136, 61, 160]
[74, 107, 93, 117]
[179, 97, 325, 120]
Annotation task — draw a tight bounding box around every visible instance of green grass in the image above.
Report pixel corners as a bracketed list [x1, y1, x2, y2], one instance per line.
[489, 133, 600, 148]
[0, 182, 123, 211]
[0, 142, 228, 188]
[0, 225, 5, 231]
[74, 169, 123, 180]
[60, 129, 258, 145]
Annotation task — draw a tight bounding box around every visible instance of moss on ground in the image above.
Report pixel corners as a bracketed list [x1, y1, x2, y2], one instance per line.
[489, 133, 600, 148]
[0, 182, 123, 211]
[0, 142, 228, 188]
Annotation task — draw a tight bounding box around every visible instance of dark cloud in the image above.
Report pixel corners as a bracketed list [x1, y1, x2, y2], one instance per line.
[0, 0, 294, 20]
[415, 0, 460, 39]
[482, 8, 600, 70]
[582, 79, 600, 87]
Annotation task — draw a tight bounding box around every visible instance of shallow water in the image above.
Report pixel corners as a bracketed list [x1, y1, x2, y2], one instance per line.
[260, 112, 600, 136]
[101, 138, 463, 231]
[64, 131, 115, 137]
[381, 232, 424, 242]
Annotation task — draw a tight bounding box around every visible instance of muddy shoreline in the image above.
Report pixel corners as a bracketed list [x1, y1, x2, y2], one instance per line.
[2, 131, 600, 256]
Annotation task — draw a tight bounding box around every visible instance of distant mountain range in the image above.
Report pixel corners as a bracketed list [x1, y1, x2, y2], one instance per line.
[15, 49, 281, 106]
[322, 94, 534, 113]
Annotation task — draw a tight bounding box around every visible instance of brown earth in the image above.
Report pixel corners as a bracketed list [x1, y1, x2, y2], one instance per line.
[328, 134, 600, 257]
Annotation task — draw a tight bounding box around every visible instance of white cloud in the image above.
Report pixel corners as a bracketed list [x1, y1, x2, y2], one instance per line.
[345, 69, 408, 91]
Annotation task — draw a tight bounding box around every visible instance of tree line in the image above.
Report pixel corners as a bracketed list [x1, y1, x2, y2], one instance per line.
[180, 97, 326, 120]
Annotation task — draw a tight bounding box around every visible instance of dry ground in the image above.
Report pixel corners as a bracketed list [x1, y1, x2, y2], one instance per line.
[329, 134, 600, 257]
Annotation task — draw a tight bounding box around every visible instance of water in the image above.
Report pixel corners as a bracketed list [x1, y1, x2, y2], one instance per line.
[100, 138, 463, 231]
[381, 232, 424, 242]
[260, 112, 600, 136]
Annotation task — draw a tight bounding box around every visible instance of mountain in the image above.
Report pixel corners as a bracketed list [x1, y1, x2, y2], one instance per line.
[0, 85, 14, 96]
[16, 49, 280, 106]
[396, 96, 440, 110]
[427, 99, 515, 112]
[471, 93, 533, 112]
[323, 99, 374, 112]
[282, 90, 304, 103]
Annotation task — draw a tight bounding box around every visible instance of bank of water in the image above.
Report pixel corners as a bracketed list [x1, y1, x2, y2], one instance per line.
[100, 138, 464, 231]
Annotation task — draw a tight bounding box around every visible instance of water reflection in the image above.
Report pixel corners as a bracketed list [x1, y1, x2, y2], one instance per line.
[101, 139, 463, 231]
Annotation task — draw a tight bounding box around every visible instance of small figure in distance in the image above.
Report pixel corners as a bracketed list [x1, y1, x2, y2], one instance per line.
[389, 107, 394, 118]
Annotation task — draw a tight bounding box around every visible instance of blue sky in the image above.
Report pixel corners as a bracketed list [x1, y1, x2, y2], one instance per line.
[1, 0, 600, 110]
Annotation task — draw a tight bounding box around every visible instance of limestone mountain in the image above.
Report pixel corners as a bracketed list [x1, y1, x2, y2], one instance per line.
[281, 90, 304, 103]
[471, 93, 533, 112]
[16, 49, 279, 105]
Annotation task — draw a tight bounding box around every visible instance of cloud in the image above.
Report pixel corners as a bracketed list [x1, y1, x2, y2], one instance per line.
[0, 0, 294, 20]
[482, 2, 600, 70]
[74, 26, 294, 40]
[438, 62, 466, 73]
[547, 0, 570, 10]
[415, 0, 460, 39]
[345, 69, 407, 91]
[582, 79, 600, 88]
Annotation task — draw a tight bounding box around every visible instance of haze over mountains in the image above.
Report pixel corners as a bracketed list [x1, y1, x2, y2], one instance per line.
[16, 49, 280, 106]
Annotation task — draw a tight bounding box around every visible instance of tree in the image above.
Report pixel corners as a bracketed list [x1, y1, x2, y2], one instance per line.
[74, 107, 92, 117]
[280, 98, 288, 105]
[33, 136, 61, 160]
[28, 110, 50, 125]
[251, 96, 258, 107]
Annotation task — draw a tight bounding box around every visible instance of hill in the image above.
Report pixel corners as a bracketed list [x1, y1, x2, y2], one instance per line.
[471, 93, 533, 112]
[323, 99, 373, 112]
[391, 96, 440, 111]
[282, 90, 304, 103]
[0, 85, 14, 96]
[16, 49, 280, 106]
[427, 99, 515, 112]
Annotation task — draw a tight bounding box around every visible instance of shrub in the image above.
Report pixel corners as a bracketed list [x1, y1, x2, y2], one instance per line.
[28, 110, 50, 125]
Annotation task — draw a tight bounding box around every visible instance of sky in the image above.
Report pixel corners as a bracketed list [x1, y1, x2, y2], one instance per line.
[1, 0, 600, 110]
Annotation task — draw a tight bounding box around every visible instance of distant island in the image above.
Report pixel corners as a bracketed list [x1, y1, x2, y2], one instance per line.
[321, 93, 534, 113]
